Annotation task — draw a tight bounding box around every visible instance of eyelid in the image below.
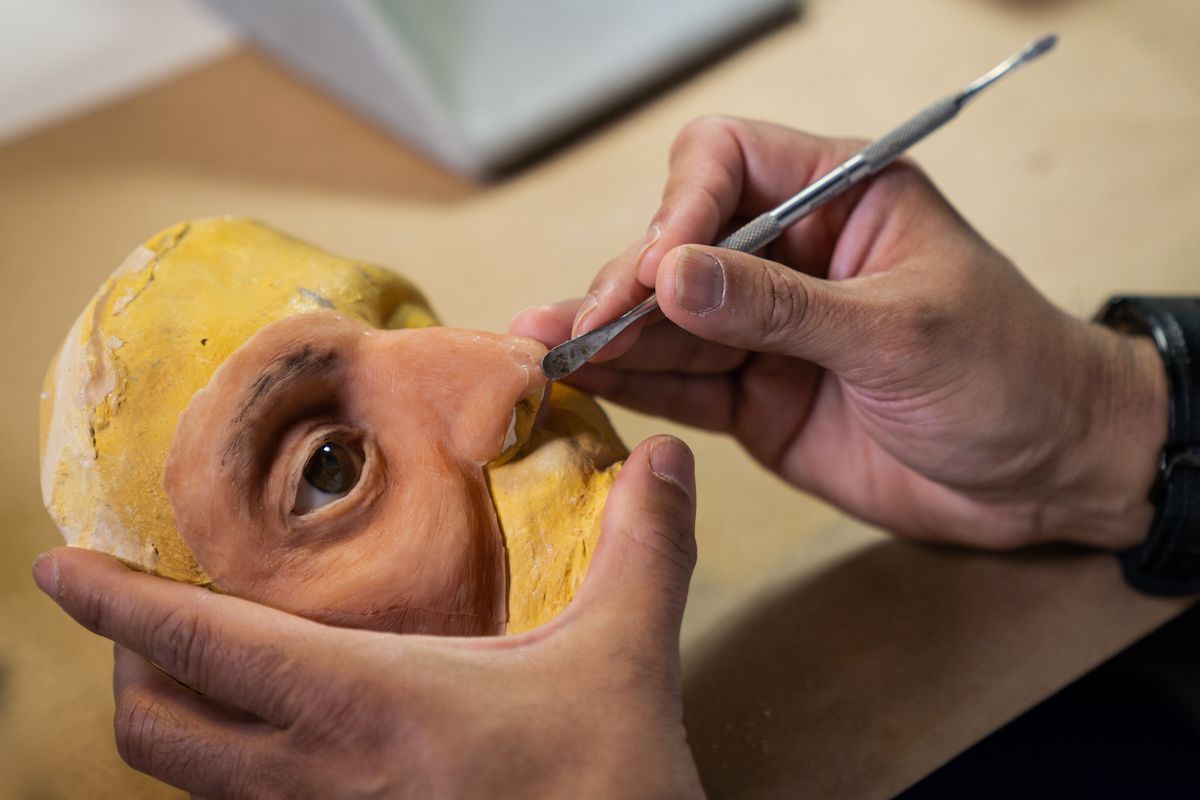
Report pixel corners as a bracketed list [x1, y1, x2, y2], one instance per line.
[288, 427, 367, 517]
[263, 419, 384, 540]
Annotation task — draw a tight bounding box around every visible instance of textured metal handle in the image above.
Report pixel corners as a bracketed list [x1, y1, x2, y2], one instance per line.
[861, 95, 959, 171]
[717, 212, 783, 253]
[540, 211, 787, 379]
[544, 36, 1057, 381]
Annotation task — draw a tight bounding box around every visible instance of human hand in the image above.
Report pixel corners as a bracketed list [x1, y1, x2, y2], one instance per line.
[513, 117, 1166, 551]
[33, 437, 703, 799]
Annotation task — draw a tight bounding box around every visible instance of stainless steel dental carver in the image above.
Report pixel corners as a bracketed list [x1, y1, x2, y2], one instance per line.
[541, 34, 1058, 381]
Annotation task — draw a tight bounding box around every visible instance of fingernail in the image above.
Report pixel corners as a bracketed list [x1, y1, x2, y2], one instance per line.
[649, 437, 695, 500]
[674, 248, 725, 314]
[32, 553, 59, 598]
[572, 293, 599, 336]
[511, 303, 554, 326]
[635, 222, 663, 273]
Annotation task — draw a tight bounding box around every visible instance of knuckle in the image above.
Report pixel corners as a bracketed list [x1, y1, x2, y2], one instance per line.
[79, 585, 109, 636]
[671, 114, 735, 158]
[758, 267, 809, 344]
[113, 692, 169, 774]
[626, 504, 697, 575]
[906, 297, 952, 340]
[657, 521, 698, 573]
[246, 645, 305, 723]
[659, 184, 724, 235]
[115, 692, 256, 797]
[628, 524, 696, 580]
[158, 606, 210, 686]
[897, 285, 960, 346]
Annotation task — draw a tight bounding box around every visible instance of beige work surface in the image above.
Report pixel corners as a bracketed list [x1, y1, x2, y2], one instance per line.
[2, 0, 1198, 797]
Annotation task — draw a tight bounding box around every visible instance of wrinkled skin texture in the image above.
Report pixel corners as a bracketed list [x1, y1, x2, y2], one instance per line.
[514, 117, 1166, 553]
[166, 312, 548, 635]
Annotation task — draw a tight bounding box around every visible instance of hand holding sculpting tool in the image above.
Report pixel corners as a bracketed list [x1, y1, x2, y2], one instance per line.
[541, 34, 1058, 381]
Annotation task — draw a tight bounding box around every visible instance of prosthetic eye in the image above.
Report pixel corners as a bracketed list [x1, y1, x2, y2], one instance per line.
[295, 440, 363, 514]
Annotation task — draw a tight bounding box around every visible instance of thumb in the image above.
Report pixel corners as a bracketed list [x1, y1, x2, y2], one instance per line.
[656, 244, 872, 371]
[569, 435, 697, 648]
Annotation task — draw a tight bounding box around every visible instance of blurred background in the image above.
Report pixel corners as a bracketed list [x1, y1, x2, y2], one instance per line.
[0, 1, 233, 146]
[2, 1, 1198, 798]
[2, 0, 796, 177]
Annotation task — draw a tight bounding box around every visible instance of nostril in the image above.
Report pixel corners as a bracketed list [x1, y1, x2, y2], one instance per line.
[489, 386, 545, 467]
[533, 383, 553, 430]
[501, 407, 520, 453]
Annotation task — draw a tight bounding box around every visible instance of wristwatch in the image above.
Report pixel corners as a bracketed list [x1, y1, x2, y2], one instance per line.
[1096, 296, 1200, 595]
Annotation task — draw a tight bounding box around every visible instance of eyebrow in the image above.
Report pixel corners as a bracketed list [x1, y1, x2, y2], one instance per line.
[221, 344, 340, 465]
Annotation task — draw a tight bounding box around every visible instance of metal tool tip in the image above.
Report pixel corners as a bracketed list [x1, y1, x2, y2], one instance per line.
[540, 348, 572, 381]
[1027, 34, 1058, 59]
[961, 33, 1059, 104]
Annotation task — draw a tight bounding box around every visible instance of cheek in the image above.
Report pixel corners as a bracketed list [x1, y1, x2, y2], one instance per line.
[271, 430, 508, 632]
[233, 456, 507, 634]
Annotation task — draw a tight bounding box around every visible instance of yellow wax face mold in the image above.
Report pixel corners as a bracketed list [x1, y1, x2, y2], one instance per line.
[40, 218, 624, 634]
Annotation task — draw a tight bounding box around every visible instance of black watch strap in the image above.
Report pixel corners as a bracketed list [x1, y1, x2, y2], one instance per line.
[1096, 296, 1200, 595]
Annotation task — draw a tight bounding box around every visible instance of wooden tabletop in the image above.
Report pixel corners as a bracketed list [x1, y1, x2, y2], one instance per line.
[2, 0, 1197, 797]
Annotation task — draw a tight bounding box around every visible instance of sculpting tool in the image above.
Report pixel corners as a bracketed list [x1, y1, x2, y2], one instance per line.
[541, 34, 1058, 381]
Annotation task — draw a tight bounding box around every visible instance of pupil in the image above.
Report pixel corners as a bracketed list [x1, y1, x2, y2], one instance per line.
[303, 443, 353, 494]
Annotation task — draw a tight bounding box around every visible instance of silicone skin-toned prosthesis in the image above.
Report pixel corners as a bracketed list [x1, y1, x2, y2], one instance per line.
[39, 218, 625, 635]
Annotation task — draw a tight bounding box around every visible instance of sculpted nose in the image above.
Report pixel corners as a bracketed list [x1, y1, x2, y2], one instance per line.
[369, 328, 548, 463]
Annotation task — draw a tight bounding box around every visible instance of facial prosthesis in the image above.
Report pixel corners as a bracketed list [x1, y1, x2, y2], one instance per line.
[40, 218, 624, 634]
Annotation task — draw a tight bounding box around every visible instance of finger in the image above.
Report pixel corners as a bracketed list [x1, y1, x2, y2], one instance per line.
[655, 244, 879, 373]
[112, 645, 286, 798]
[567, 365, 735, 432]
[599, 320, 747, 375]
[511, 302, 739, 424]
[645, 117, 867, 287]
[572, 240, 655, 341]
[511, 296, 649, 364]
[510, 298, 579, 346]
[33, 548, 326, 726]
[572, 355, 821, 474]
[511, 291, 747, 375]
[578, 118, 866, 359]
[570, 123, 745, 343]
[567, 436, 698, 648]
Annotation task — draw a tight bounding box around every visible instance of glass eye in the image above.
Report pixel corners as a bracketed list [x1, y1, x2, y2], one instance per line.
[294, 441, 363, 514]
